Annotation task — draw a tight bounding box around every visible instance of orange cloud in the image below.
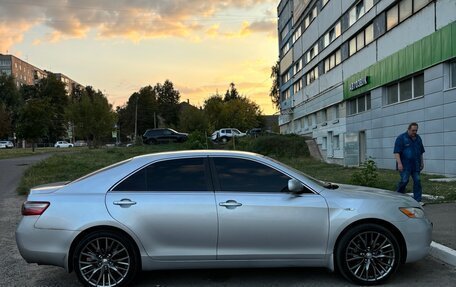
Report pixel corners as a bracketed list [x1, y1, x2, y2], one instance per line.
[0, 0, 277, 49]
[0, 21, 34, 52]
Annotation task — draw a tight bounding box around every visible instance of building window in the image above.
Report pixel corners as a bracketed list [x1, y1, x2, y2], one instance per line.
[293, 59, 303, 75]
[348, 94, 371, 115]
[281, 42, 290, 56]
[324, 49, 341, 73]
[386, 74, 424, 105]
[349, 23, 374, 56]
[323, 21, 341, 48]
[387, 0, 431, 31]
[292, 26, 302, 44]
[311, 114, 317, 127]
[0, 60, 12, 66]
[349, 0, 374, 26]
[304, 5, 318, 29]
[281, 23, 290, 41]
[414, 0, 431, 12]
[293, 79, 303, 94]
[281, 89, 290, 102]
[302, 117, 308, 130]
[399, 0, 413, 22]
[333, 135, 340, 149]
[322, 137, 327, 149]
[386, 4, 399, 30]
[306, 66, 319, 85]
[451, 61, 456, 88]
[282, 70, 290, 84]
[399, 78, 413, 101]
[306, 43, 319, 63]
[334, 104, 340, 119]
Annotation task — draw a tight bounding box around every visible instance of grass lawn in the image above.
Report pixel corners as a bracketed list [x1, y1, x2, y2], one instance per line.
[16, 142, 456, 203]
[0, 147, 74, 160]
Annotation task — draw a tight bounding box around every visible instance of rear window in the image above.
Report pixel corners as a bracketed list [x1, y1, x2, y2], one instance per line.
[71, 159, 132, 183]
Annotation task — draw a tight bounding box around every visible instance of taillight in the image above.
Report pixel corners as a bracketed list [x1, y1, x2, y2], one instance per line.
[21, 201, 50, 216]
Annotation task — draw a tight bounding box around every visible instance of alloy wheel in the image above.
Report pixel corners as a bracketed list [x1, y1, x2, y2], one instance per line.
[344, 231, 396, 282]
[78, 237, 131, 287]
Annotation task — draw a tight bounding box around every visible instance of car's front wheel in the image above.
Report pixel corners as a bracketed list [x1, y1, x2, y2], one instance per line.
[336, 223, 401, 285]
[73, 231, 140, 287]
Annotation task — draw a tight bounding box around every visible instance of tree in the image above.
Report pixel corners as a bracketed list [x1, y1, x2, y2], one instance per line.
[203, 94, 224, 131]
[178, 103, 209, 133]
[0, 74, 22, 137]
[67, 87, 116, 146]
[224, 82, 240, 101]
[156, 80, 180, 127]
[117, 86, 159, 141]
[269, 60, 280, 109]
[0, 104, 11, 138]
[16, 99, 51, 151]
[22, 74, 69, 143]
[204, 86, 262, 131]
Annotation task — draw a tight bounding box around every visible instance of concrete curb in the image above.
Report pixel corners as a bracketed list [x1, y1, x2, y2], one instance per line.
[429, 241, 456, 267]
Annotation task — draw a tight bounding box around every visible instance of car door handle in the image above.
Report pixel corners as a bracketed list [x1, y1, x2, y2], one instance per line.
[219, 200, 242, 209]
[113, 199, 137, 207]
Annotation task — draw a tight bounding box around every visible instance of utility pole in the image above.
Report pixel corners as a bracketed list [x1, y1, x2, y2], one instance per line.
[154, 112, 156, 129]
[134, 95, 138, 143]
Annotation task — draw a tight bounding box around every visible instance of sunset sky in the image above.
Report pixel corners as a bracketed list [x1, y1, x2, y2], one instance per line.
[0, 0, 279, 115]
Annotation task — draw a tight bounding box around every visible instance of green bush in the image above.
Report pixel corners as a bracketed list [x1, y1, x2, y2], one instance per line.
[184, 131, 210, 149]
[236, 134, 309, 158]
[350, 158, 379, 187]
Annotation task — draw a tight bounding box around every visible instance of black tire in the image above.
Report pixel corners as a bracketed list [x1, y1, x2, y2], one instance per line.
[221, 137, 229, 143]
[73, 231, 140, 287]
[146, 138, 157, 145]
[336, 224, 401, 285]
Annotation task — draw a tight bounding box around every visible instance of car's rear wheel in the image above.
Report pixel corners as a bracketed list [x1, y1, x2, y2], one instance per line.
[336, 223, 400, 285]
[73, 231, 140, 287]
[221, 137, 228, 143]
[146, 139, 157, 145]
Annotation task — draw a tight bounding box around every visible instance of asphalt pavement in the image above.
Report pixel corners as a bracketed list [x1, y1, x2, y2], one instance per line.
[423, 202, 456, 266]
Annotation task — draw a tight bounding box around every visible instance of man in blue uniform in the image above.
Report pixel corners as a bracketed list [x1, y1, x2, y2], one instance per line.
[394, 123, 425, 206]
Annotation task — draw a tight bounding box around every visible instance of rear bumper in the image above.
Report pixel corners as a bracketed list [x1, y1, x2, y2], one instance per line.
[16, 216, 77, 270]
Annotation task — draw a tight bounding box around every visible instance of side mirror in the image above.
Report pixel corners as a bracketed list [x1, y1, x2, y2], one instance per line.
[288, 179, 304, 194]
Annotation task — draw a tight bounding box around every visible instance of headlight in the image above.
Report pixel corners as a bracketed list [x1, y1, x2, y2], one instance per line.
[399, 207, 425, 218]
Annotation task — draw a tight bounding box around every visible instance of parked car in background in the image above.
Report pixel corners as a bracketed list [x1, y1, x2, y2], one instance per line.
[211, 128, 246, 143]
[16, 150, 431, 287]
[246, 128, 263, 137]
[142, 128, 188, 144]
[74, 140, 87, 147]
[54, 141, 73, 148]
[0, 140, 14, 149]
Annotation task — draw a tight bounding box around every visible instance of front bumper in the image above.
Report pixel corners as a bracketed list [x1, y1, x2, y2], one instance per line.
[395, 216, 433, 263]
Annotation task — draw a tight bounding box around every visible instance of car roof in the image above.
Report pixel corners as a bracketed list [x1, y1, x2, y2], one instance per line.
[131, 150, 263, 163]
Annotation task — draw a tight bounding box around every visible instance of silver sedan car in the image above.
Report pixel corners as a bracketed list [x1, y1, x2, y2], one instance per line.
[16, 150, 432, 286]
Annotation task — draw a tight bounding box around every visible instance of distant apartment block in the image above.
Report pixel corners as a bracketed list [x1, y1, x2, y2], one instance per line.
[277, 0, 456, 176]
[0, 53, 83, 94]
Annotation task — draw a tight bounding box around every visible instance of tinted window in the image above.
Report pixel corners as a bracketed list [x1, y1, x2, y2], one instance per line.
[113, 158, 210, 191]
[213, 158, 290, 192]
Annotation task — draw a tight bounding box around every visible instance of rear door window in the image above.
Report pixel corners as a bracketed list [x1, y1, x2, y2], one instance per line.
[113, 158, 212, 192]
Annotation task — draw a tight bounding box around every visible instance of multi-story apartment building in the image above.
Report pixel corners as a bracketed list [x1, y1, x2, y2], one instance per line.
[278, 0, 456, 176]
[0, 54, 47, 87]
[0, 54, 82, 94]
[53, 73, 84, 95]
